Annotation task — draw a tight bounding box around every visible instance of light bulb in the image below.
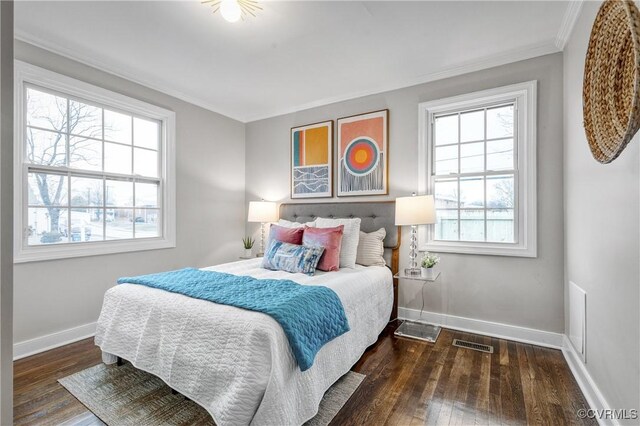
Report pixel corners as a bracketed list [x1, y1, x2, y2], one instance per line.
[220, 0, 241, 23]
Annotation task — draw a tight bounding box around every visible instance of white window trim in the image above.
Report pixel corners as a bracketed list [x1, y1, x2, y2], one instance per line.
[13, 61, 176, 263]
[418, 80, 537, 257]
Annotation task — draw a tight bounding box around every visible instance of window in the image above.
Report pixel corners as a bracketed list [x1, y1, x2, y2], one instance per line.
[14, 62, 176, 262]
[418, 81, 536, 257]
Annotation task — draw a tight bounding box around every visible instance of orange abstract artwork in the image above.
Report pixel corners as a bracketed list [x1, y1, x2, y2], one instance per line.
[291, 121, 333, 198]
[337, 110, 388, 196]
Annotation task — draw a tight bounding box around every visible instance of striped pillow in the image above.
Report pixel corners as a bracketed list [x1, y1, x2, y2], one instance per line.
[356, 228, 386, 267]
[261, 241, 325, 275]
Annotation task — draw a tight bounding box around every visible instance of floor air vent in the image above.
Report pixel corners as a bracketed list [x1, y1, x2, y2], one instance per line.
[452, 339, 494, 354]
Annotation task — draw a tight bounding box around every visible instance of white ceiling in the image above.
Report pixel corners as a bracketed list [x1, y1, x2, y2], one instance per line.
[15, 1, 573, 123]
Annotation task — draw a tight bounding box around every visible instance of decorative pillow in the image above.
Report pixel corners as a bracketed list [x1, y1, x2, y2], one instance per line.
[278, 219, 316, 228]
[356, 228, 386, 267]
[315, 217, 361, 268]
[302, 225, 344, 272]
[261, 241, 324, 275]
[266, 224, 304, 250]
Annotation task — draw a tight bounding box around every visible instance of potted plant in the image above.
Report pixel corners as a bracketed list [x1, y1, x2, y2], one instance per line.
[420, 252, 440, 279]
[242, 236, 254, 258]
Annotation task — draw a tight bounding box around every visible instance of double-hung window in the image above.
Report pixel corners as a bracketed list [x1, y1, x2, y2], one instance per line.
[14, 62, 176, 262]
[418, 81, 536, 257]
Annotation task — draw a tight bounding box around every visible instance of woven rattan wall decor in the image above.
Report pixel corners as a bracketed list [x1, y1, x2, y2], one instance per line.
[583, 0, 640, 164]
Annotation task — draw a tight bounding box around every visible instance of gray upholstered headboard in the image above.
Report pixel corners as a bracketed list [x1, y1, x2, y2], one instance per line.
[279, 202, 399, 249]
[279, 201, 401, 320]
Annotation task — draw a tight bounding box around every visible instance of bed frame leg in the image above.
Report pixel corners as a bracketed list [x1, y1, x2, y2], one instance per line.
[170, 388, 190, 401]
[116, 356, 124, 366]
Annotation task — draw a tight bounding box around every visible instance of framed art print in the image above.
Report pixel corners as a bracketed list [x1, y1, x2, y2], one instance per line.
[337, 109, 388, 196]
[291, 120, 333, 199]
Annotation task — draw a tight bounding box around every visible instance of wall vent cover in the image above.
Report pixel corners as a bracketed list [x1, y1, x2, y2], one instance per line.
[453, 339, 494, 354]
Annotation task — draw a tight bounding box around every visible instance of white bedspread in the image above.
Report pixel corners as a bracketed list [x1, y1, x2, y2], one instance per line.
[94, 258, 392, 425]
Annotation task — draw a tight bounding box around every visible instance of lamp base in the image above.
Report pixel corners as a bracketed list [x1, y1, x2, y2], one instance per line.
[404, 267, 422, 277]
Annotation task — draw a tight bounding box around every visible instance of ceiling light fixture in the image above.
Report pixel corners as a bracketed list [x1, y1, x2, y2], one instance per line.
[202, 0, 262, 23]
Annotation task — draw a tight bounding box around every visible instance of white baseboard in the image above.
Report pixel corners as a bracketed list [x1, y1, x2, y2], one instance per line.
[398, 307, 564, 349]
[13, 322, 96, 361]
[562, 335, 616, 426]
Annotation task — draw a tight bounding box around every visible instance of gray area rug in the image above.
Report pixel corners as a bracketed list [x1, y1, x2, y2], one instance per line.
[59, 362, 364, 426]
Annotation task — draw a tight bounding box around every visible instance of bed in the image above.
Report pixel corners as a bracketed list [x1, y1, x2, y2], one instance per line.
[94, 202, 400, 426]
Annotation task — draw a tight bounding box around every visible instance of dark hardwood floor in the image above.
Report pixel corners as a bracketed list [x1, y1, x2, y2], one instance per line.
[335, 323, 595, 425]
[14, 338, 103, 426]
[14, 323, 595, 425]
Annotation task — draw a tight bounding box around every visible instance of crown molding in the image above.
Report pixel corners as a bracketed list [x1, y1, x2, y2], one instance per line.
[555, 0, 584, 50]
[16, 30, 560, 124]
[245, 40, 559, 122]
[14, 30, 246, 123]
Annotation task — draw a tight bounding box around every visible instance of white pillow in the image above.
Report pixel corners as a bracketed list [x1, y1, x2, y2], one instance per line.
[278, 219, 315, 228]
[315, 217, 361, 268]
[356, 228, 386, 267]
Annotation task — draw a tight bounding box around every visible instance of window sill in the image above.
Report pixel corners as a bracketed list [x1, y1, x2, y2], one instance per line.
[420, 241, 536, 258]
[14, 237, 176, 263]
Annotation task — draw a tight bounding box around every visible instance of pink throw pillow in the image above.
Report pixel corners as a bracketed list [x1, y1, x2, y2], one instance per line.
[302, 225, 344, 272]
[267, 224, 304, 249]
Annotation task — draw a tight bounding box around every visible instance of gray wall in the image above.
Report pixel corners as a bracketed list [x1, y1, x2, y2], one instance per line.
[13, 41, 246, 344]
[563, 1, 640, 416]
[246, 53, 565, 333]
[0, 2, 13, 423]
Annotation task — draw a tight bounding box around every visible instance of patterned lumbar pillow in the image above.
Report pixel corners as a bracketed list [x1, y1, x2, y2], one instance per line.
[356, 228, 386, 267]
[261, 241, 325, 275]
[315, 217, 361, 268]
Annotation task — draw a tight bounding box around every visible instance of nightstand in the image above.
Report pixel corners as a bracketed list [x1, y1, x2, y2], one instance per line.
[393, 272, 441, 343]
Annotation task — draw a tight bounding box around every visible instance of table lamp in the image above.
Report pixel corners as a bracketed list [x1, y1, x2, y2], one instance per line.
[248, 200, 278, 256]
[395, 193, 436, 276]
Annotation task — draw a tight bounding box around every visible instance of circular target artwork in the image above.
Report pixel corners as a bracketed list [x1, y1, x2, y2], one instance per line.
[344, 137, 380, 176]
[337, 109, 388, 196]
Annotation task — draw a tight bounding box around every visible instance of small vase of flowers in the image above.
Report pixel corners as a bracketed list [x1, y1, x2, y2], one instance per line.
[420, 252, 440, 279]
[242, 236, 255, 258]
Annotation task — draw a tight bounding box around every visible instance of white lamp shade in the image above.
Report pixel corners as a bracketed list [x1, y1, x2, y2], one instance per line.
[248, 201, 278, 223]
[395, 195, 436, 226]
